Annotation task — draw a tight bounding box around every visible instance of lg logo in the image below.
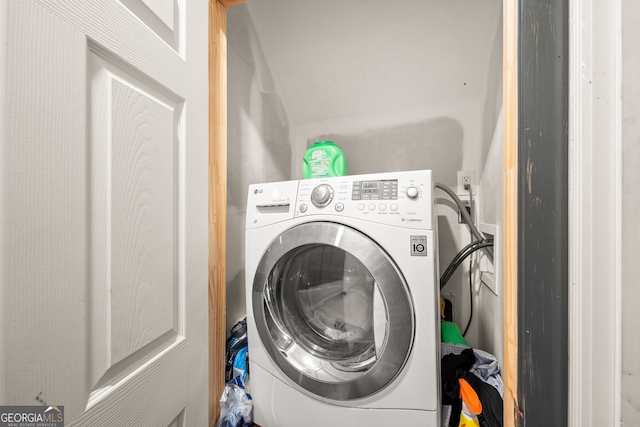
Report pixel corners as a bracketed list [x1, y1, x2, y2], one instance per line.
[254, 188, 263, 194]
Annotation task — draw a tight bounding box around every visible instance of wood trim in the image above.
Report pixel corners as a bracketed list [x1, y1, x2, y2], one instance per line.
[502, 0, 519, 425]
[219, 0, 246, 8]
[209, 1, 227, 425]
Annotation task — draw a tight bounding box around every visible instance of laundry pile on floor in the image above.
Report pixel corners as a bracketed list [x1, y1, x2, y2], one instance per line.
[216, 318, 253, 427]
[440, 322, 503, 427]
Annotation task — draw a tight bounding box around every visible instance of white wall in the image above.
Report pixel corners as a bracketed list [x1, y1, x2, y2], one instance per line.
[476, 3, 504, 365]
[226, 5, 292, 331]
[244, 0, 503, 127]
[477, 107, 504, 365]
[621, 0, 640, 422]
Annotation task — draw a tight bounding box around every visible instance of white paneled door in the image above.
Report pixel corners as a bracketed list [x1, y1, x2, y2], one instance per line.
[0, 0, 209, 426]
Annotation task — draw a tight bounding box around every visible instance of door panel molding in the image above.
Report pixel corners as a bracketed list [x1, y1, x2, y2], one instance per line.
[1, 0, 209, 424]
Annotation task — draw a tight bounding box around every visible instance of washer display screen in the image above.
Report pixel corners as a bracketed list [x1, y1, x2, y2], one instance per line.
[352, 179, 398, 200]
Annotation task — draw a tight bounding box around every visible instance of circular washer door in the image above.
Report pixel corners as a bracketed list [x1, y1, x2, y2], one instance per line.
[252, 221, 414, 400]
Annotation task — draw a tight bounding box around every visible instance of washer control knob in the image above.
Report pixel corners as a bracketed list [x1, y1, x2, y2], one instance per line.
[406, 186, 419, 199]
[311, 184, 334, 208]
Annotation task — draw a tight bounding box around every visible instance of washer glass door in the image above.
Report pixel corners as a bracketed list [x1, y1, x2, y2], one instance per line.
[253, 222, 414, 400]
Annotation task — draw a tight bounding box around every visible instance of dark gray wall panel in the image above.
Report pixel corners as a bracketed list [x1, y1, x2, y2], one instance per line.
[518, 0, 569, 425]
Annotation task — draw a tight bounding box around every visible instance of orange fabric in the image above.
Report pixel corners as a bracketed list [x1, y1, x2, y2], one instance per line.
[459, 378, 483, 415]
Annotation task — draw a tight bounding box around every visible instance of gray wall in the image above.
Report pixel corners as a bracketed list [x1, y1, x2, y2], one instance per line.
[473, 7, 504, 362]
[477, 108, 503, 365]
[226, 5, 292, 331]
[308, 118, 463, 187]
[622, 0, 640, 422]
[480, 5, 504, 174]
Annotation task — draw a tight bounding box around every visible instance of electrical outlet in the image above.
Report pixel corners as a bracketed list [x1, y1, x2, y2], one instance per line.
[457, 170, 476, 194]
[458, 200, 474, 223]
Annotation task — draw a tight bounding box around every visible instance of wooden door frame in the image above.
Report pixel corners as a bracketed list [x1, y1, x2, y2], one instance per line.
[209, 1, 574, 426]
[209, 1, 244, 425]
[503, 0, 519, 424]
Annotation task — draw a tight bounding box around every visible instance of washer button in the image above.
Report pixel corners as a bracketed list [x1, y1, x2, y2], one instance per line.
[299, 204, 308, 213]
[368, 204, 376, 211]
[357, 204, 365, 211]
[379, 203, 387, 211]
[391, 204, 399, 211]
[335, 203, 344, 212]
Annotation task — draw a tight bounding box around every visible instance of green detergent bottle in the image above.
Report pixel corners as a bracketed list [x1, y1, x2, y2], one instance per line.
[302, 141, 348, 179]
[441, 321, 467, 345]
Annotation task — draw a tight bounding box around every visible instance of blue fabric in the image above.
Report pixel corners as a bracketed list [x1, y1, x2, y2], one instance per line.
[233, 346, 249, 385]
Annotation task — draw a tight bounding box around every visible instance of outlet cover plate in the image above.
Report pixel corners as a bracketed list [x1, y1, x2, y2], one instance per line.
[457, 170, 476, 195]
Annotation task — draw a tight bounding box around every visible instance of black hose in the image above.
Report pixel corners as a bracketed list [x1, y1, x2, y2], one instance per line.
[435, 182, 494, 260]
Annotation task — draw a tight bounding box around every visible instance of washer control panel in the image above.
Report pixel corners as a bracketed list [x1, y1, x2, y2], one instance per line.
[296, 170, 433, 229]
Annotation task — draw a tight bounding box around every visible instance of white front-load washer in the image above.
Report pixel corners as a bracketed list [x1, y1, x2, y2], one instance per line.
[245, 170, 440, 426]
